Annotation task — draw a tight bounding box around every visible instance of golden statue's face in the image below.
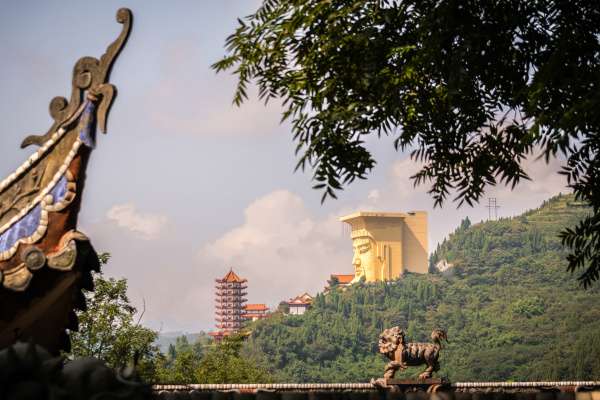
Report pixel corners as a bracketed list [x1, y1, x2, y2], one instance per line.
[352, 237, 381, 282]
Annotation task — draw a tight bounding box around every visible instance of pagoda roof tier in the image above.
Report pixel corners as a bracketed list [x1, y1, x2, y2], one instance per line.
[215, 268, 247, 284]
[215, 303, 247, 307]
[215, 285, 247, 290]
[215, 311, 246, 315]
[215, 309, 246, 313]
[215, 292, 248, 297]
[215, 305, 247, 310]
[214, 324, 246, 330]
[215, 317, 247, 326]
[208, 331, 251, 338]
[215, 299, 248, 304]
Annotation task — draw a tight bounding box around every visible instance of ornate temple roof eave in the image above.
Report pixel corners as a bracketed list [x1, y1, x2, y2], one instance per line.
[214, 284, 248, 289]
[215, 300, 247, 304]
[328, 275, 355, 285]
[215, 269, 248, 284]
[215, 319, 246, 323]
[214, 325, 247, 330]
[215, 318, 246, 321]
[215, 305, 247, 309]
[285, 301, 312, 306]
[216, 301, 246, 304]
[0, 8, 132, 354]
[246, 304, 268, 311]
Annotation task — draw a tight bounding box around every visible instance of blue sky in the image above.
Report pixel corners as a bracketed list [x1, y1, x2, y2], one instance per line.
[0, 1, 569, 333]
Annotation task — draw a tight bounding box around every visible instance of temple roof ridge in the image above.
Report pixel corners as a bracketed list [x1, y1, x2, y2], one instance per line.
[246, 303, 267, 310]
[216, 268, 247, 283]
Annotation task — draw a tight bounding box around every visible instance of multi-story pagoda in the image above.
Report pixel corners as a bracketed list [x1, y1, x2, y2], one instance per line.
[209, 268, 248, 341]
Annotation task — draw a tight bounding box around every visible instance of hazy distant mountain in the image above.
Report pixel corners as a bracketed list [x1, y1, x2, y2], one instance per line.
[154, 331, 209, 353]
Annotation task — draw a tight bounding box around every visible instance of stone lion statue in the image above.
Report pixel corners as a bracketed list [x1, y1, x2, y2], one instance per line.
[378, 327, 449, 379]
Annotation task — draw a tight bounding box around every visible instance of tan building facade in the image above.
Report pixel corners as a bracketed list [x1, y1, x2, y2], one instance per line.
[340, 212, 428, 283]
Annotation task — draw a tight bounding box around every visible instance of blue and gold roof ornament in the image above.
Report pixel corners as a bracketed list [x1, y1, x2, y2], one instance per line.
[0, 8, 132, 354]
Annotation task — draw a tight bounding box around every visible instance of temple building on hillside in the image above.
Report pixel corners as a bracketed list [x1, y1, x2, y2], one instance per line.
[285, 293, 313, 315]
[245, 303, 269, 321]
[209, 268, 248, 341]
[325, 274, 355, 291]
[340, 211, 428, 283]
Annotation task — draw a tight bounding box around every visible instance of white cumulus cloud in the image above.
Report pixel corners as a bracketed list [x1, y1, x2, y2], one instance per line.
[106, 203, 169, 241]
[196, 190, 350, 310]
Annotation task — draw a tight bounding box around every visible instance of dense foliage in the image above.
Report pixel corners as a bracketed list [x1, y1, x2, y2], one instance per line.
[158, 334, 274, 384]
[67, 255, 272, 384]
[240, 195, 600, 382]
[64, 255, 163, 382]
[214, 0, 600, 286]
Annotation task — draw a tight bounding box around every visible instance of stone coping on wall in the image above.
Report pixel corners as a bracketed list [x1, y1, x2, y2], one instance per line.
[151, 389, 600, 400]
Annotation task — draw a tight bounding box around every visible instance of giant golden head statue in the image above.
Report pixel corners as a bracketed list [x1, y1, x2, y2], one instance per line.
[340, 212, 428, 283]
[351, 233, 381, 282]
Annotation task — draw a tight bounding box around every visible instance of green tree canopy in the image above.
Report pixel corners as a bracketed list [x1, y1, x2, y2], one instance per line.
[213, 0, 600, 286]
[329, 276, 340, 287]
[197, 334, 274, 384]
[160, 334, 274, 384]
[64, 254, 162, 382]
[239, 197, 600, 382]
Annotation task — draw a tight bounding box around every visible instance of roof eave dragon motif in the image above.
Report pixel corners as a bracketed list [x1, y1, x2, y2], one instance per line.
[0, 8, 132, 354]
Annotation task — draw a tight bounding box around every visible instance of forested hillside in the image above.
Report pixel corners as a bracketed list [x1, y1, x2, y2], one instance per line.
[240, 194, 600, 382]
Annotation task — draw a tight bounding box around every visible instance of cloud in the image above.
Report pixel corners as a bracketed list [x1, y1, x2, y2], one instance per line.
[106, 203, 169, 241]
[141, 33, 287, 141]
[196, 190, 350, 312]
[81, 191, 351, 333]
[81, 205, 203, 332]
